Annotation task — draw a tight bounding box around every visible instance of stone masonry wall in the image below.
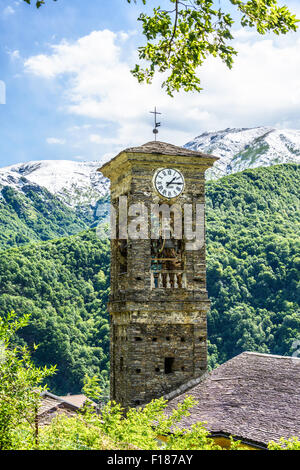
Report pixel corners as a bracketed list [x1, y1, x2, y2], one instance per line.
[100, 147, 217, 410]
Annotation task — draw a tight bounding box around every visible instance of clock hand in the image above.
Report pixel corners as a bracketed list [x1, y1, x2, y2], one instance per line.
[166, 177, 177, 187]
[166, 180, 183, 186]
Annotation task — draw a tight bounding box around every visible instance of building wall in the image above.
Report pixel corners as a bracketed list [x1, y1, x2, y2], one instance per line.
[111, 307, 208, 408]
[212, 437, 260, 450]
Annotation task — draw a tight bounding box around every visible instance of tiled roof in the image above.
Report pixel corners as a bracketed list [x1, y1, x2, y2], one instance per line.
[38, 391, 83, 416]
[38, 395, 63, 416]
[59, 394, 89, 408]
[37, 391, 80, 426]
[165, 352, 300, 447]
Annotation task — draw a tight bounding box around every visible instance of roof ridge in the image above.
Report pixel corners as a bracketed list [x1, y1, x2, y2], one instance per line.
[60, 394, 87, 398]
[125, 140, 217, 157]
[40, 391, 81, 409]
[243, 351, 300, 361]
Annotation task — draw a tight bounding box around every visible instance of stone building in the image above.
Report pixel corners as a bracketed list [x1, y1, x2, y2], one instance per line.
[99, 141, 218, 410]
[98, 140, 300, 447]
[38, 391, 89, 425]
[100, 142, 300, 449]
[164, 352, 300, 449]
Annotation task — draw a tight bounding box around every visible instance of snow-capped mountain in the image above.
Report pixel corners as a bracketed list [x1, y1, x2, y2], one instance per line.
[0, 127, 299, 210]
[0, 160, 109, 208]
[185, 127, 300, 179]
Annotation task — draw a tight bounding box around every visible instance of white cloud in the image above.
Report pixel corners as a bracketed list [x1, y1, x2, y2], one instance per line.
[3, 6, 15, 16]
[9, 50, 20, 61]
[67, 124, 92, 132]
[89, 134, 102, 144]
[89, 134, 123, 145]
[25, 30, 121, 78]
[25, 27, 300, 152]
[46, 137, 66, 145]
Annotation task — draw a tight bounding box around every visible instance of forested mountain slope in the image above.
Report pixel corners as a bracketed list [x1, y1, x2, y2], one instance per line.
[0, 185, 89, 248]
[0, 163, 298, 393]
[0, 230, 110, 394]
[206, 163, 300, 367]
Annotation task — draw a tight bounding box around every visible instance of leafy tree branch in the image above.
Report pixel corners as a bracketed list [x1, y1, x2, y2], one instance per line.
[23, 0, 298, 95]
[129, 0, 299, 95]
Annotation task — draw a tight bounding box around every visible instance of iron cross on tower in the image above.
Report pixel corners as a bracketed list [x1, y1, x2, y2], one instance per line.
[150, 107, 162, 141]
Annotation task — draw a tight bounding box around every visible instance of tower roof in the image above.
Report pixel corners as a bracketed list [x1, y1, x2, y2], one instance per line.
[98, 140, 218, 176]
[118, 141, 217, 159]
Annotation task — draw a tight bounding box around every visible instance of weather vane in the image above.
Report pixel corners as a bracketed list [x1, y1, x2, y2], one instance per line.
[150, 107, 162, 141]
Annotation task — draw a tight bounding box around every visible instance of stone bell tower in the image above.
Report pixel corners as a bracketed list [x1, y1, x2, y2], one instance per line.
[99, 141, 218, 409]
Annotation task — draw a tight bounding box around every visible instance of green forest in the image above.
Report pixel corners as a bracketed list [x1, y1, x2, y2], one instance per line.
[0, 163, 299, 394]
[0, 231, 110, 394]
[0, 185, 88, 247]
[206, 163, 299, 367]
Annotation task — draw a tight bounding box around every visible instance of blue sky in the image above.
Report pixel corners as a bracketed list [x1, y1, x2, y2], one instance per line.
[1, 0, 300, 167]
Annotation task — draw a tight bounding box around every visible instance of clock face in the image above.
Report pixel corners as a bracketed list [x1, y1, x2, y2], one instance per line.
[154, 168, 185, 199]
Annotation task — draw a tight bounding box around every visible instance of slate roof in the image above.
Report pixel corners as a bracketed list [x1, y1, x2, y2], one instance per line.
[120, 141, 217, 159]
[39, 391, 81, 413]
[165, 352, 300, 448]
[98, 141, 218, 173]
[59, 394, 89, 408]
[38, 391, 80, 426]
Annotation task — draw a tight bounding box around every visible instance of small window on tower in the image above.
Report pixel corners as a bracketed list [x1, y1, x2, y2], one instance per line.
[164, 357, 175, 374]
[117, 240, 127, 274]
[120, 357, 124, 372]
